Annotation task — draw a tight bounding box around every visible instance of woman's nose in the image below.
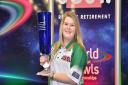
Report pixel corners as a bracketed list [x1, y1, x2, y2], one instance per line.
[67, 25, 71, 30]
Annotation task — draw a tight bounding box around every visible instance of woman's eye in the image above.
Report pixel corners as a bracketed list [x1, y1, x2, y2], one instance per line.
[71, 24, 75, 26]
[64, 23, 68, 25]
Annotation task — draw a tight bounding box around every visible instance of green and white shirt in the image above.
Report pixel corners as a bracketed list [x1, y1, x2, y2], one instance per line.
[50, 41, 87, 85]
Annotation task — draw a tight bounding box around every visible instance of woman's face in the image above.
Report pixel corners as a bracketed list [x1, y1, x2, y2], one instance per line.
[62, 16, 76, 41]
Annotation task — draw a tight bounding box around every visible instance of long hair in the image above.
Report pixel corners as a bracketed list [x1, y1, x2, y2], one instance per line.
[52, 11, 85, 56]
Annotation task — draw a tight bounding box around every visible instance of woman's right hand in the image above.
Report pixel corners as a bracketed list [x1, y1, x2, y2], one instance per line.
[40, 53, 49, 65]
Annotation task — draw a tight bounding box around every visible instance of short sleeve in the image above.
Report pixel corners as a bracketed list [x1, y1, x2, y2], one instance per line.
[68, 43, 88, 84]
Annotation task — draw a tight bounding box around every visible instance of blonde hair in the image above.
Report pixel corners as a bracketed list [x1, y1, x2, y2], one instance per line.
[52, 11, 85, 56]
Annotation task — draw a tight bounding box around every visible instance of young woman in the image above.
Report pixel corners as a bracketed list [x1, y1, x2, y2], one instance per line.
[37, 11, 88, 85]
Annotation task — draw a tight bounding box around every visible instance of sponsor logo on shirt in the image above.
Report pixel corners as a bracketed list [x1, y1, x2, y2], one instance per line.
[72, 71, 80, 79]
[61, 55, 71, 62]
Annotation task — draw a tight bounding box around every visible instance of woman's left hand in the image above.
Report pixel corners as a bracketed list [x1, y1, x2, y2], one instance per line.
[36, 70, 50, 77]
[36, 70, 55, 79]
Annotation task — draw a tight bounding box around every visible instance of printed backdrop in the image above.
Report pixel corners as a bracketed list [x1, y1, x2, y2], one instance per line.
[0, 0, 48, 85]
[0, 0, 120, 85]
[121, 0, 128, 85]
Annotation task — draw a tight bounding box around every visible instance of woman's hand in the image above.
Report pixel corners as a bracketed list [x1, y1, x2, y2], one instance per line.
[40, 53, 49, 65]
[36, 53, 50, 77]
[36, 70, 54, 78]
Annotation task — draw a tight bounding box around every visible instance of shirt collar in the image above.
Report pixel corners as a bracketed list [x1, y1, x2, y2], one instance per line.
[65, 40, 73, 49]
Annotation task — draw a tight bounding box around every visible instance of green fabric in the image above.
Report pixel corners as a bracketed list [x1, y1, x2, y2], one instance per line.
[70, 42, 88, 71]
[48, 78, 50, 85]
[65, 40, 73, 49]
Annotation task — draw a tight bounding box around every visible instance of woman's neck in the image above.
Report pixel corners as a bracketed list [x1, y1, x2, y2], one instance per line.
[62, 39, 71, 48]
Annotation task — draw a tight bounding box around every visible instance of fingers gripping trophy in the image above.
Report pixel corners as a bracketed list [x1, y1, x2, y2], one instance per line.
[36, 12, 51, 75]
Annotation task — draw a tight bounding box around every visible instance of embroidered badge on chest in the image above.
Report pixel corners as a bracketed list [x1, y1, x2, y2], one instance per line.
[72, 71, 80, 79]
[61, 55, 71, 62]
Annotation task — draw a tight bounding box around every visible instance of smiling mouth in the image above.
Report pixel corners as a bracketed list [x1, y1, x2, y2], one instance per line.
[65, 31, 71, 34]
